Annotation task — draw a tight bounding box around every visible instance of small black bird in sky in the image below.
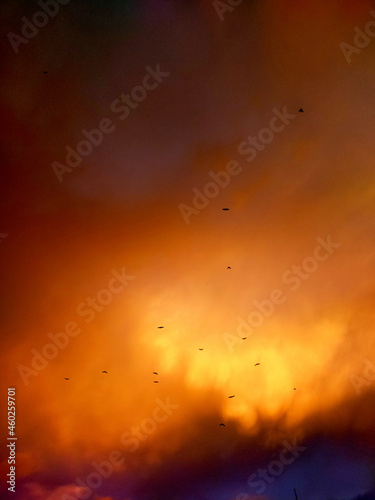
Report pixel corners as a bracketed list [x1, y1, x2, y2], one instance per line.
[222, 208, 229, 211]
[154, 381, 159, 383]
[157, 326, 164, 329]
[199, 348, 204, 351]
[153, 372, 158, 375]
[64, 378, 69, 380]
[242, 337, 247, 340]
[43, 71, 48, 74]
[294, 388, 296, 390]
[227, 266, 231, 269]
[254, 363, 260, 366]
[102, 371, 107, 373]
[299, 108, 303, 112]
[219, 423, 226, 427]
[228, 395, 235, 398]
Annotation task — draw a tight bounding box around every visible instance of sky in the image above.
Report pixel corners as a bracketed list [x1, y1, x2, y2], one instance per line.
[0, 1, 375, 499]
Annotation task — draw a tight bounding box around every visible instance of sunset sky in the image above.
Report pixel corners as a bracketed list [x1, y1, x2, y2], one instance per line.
[1, 1, 375, 499]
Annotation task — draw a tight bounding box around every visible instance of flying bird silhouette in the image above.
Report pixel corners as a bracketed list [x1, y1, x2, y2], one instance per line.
[102, 371, 107, 373]
[154, 381, 159, 383]
[153, 372, 158, 375]
[227, 266, 231, 269]
[222, 208, 229, 211]
[228, 395, 235, 398]
[219, 423, 226, 427]
[293, 388, 296, 390]
[254, 363, 260, 366]
[157, 326, 164, 329]
[64, 378, 69, 380]
[242, 337, 247, 340]
[199, 348, 204, 351]
[299, 108, 303, 112]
